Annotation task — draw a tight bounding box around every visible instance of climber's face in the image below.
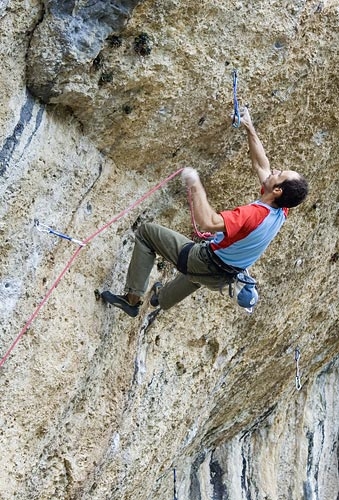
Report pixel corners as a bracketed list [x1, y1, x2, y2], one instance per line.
[263, 169, 300, 193]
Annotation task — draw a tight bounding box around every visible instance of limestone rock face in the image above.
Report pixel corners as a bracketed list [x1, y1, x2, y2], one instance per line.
[1, 1, 339, 499]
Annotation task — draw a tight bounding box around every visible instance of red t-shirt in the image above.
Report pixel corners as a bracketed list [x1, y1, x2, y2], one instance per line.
[210, 202, 289, 268]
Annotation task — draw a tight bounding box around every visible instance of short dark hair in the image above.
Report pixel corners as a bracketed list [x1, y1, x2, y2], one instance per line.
[274, 175, 309, 208]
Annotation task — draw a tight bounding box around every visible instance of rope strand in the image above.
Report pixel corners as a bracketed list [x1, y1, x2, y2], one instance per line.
[0, 247, 83, 368]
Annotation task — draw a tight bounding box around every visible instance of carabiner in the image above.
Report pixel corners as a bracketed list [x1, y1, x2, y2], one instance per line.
[232, 69, 241, 128]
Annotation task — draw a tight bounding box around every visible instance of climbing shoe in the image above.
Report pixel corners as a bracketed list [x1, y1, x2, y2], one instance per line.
[100, 291, 141, 318]
[150, 282, 163, 307]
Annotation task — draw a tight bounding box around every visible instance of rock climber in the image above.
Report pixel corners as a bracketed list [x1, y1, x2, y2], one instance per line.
[100, 107, 309, 317]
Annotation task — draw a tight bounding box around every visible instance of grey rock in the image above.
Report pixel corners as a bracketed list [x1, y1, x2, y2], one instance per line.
[27, 0, 142, 102]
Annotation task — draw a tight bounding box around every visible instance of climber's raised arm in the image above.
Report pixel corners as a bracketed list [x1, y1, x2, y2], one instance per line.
[240, 107, 271, 185]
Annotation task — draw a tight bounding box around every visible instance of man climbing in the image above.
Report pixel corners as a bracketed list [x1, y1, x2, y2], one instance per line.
[100, 107, 309, 317]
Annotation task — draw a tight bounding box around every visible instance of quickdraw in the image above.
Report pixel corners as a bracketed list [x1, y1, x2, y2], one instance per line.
[232, 69, 241, 128]
[173, 468, 178, 500]
[34, 219, 85, 247]
[295, 346, 302, 391]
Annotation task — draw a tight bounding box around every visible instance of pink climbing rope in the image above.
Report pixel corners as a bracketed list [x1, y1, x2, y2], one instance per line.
[0, 168, 183, 368]
[0, 247, 83, 368]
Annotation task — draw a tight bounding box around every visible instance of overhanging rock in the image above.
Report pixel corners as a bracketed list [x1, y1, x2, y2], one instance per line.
[26, 0, 142, 103]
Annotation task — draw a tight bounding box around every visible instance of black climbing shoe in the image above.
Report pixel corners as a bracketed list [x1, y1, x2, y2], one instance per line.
[101, 292, 141, 318]
[150, 282, 163, 307]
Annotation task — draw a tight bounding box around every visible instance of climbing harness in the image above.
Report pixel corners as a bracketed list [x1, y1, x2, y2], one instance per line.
[173, 468, 178, 500]
[0, 169, 183, 368]
[34, 219, 85, 247]
[176, 242, 195, 274]
[232, 69, 241, 128]
[295, 346, 302, 391]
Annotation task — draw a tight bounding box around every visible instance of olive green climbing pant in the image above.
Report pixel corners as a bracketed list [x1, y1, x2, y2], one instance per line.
[125, 222, 234, 310]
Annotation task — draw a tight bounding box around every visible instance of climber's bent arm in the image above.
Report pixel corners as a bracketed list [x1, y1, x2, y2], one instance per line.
[189, 181, 225, 233]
